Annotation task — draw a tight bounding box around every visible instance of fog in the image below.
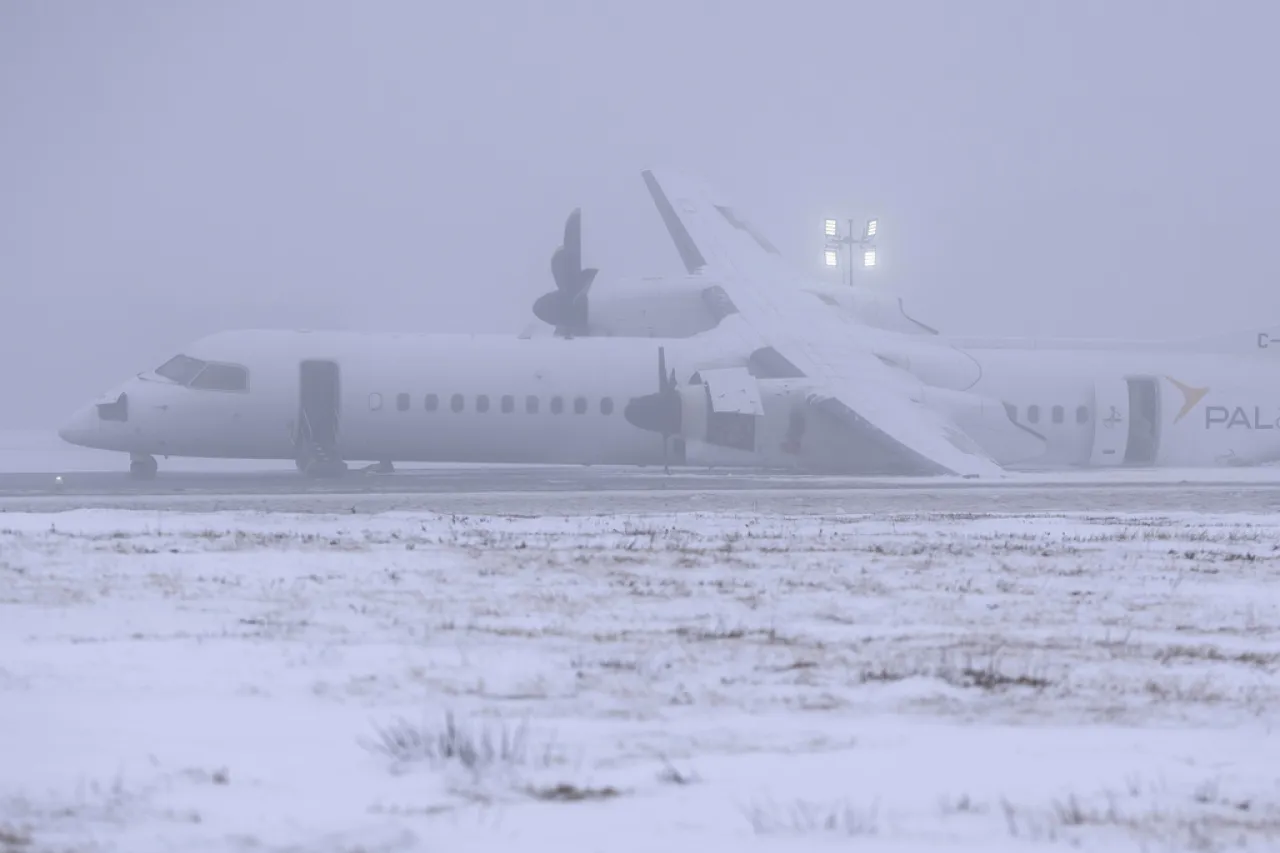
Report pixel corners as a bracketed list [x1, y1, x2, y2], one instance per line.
[4, 0, 1280, 430]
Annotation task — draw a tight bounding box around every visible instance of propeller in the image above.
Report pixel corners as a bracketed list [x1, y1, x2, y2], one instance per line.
[532, 208, 598, 337]
[623, 346, 682, 472]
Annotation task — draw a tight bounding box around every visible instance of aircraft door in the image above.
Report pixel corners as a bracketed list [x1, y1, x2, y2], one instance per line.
[297, 360, 341, 459]
[1089, 377, 1129, 466]
[1123, 377, 1160, 465]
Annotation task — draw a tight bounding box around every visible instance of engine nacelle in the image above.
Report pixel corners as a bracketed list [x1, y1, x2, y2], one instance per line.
[540, 276, 943, 341]
[803, 285, 940, 337]
[677, 374, 822, 470]
[863, 336, 984, 389]
[581, 277, 718, 338]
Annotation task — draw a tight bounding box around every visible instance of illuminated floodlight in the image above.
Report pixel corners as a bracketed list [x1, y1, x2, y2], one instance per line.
[824, 219, 838, 238]
[863, 249, 877, 267]
[824, 248, 839, 267]
[864, 218, 878, 239]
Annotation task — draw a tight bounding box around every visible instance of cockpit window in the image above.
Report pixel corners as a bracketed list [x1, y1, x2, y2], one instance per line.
[155, 355, 207, 385]
[189, 362, 249, 392]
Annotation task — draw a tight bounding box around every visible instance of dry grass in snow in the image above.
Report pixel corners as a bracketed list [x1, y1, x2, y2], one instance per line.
[1, 507, 1279, 851]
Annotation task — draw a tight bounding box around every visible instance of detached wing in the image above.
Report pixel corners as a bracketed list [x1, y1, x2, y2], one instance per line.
[641, 169, 1002, 477]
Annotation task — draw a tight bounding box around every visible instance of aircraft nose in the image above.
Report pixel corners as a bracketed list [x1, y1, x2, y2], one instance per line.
[58, 407, 96, 447]
[58, 389, 130, 448]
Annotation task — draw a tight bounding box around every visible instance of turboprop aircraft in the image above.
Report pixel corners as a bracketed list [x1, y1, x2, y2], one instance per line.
[57, 170, 1280, 479]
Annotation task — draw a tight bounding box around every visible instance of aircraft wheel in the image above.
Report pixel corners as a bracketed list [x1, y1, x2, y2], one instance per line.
[129, 455, 158, 480]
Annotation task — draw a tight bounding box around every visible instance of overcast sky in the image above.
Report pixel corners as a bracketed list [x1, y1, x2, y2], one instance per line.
[4, 0, 1280, 429]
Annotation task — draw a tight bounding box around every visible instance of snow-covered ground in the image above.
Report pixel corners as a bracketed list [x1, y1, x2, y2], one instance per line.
[3, 508, 1280, 852]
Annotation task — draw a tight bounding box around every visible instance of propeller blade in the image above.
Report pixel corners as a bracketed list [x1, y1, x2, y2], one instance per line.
[551, 245, 568, 292]
[622, 346, 683, 475]
[563, 208, 582, 278]
[539, 208, 596, 336]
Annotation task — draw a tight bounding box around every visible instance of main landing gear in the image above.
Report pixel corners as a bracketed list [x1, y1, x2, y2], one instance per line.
[295, 442, 349, 479]
[292, 457, 395, 478]
[129, 453, 158, 480]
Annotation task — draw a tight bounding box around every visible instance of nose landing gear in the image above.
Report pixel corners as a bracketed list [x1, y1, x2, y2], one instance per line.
[129, 453, 158, 480]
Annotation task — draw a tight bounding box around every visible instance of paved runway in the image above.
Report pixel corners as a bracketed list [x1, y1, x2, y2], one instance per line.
[4, 464, 1280, 515]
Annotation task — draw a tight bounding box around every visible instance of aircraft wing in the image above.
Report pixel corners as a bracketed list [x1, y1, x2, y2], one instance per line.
[641, 170, 803, 282]
[641, 169, 1003, 477]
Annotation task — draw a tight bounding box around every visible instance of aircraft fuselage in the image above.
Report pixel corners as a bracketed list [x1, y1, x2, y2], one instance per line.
[59, 330, 705, 468]
[58, 328, 1280, 475]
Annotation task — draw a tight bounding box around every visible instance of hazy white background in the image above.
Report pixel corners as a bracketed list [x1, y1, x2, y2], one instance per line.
[4, 0, 1279, 429]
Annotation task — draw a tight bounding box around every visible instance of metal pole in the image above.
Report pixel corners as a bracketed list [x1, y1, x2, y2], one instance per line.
[847, 218, 855, 287]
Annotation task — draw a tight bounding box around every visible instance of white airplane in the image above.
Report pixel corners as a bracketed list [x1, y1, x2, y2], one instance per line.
[58, 170, 1280, 479]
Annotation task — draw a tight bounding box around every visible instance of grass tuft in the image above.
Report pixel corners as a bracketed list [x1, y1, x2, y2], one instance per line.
[523, 783, 622, 802]
[359, 710, 551, 774]
[744, 798, 879, 836]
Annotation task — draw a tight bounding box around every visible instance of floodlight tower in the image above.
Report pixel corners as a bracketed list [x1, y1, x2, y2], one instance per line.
[823, 216, 878, 287]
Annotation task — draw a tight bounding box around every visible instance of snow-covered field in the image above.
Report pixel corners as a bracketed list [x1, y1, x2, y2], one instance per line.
[3, 508, 1280, 852]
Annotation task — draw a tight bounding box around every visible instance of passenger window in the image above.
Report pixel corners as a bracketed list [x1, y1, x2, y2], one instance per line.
[450, 393, 464, 413]
[476, 395, 490, 413]
[369, 393, 383, 411]
[189, 362, 248, 392]
[425, 393, 439, 412]
[155, 354, 207, 385]
[1027, 405, 1040, 424]
[501, 395, 514, 414]
[396, 393, 410, 412]
[526, 395, 539, 414]
[1052, 405, 1064, 424]
[574, 396, 587, 415]
[1003, 402, 1017, 422]
[601, 397, 614, 415]
[550, 396, 564, 415]
[1076, 405, 1089, 424]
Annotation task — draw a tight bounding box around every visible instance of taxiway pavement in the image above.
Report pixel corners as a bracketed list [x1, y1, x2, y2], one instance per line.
[3, 464, 1280, 515]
